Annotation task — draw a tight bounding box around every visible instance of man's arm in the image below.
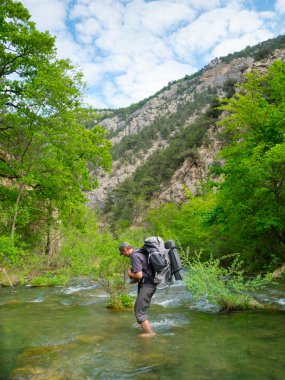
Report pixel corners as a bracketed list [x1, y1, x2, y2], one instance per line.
[128, 268, 143, 280]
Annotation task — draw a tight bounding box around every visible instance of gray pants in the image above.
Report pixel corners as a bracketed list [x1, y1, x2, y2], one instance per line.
[134, 283, 156, 323]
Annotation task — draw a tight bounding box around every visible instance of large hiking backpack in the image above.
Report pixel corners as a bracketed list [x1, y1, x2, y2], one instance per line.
[142, 236, 183, 286]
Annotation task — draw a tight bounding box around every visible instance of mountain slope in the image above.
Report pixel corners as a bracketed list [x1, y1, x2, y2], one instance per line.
[87, 36, 285, 222]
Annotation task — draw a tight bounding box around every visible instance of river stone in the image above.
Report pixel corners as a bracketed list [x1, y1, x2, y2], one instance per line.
[74, 335, 105, 344]
[11, 364, 68, 379]
[11, 366, 43, 379]
[17, 343, 76, 361]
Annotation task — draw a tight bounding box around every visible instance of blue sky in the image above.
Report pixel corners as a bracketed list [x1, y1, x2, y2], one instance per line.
[22, 0, 285, 109]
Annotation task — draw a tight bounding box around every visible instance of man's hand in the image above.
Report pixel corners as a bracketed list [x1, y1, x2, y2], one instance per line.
[128, 268, 143, 280]
[128, 268, 133, 278]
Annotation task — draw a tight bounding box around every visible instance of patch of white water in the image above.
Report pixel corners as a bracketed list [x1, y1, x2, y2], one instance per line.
[28, 298, 44, 303]
[60, 284, 98, 294]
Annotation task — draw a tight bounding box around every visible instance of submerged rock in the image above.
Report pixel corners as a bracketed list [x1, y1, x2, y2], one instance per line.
[17, 342, 76, 362]
[11, 366, 64, 380]
[74, 335, 105, 344]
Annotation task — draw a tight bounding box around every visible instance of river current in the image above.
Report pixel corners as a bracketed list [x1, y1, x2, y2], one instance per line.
[1, 279, 285, 379]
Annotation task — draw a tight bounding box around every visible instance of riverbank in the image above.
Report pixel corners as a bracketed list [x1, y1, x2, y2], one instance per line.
[1, 256, 285, 288]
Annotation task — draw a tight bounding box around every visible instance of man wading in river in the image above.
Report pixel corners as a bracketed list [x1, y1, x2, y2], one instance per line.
[119, 242, 157, 337]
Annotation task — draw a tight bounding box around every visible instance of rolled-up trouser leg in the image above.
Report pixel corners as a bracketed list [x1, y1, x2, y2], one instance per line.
[134, 284, 156, 324]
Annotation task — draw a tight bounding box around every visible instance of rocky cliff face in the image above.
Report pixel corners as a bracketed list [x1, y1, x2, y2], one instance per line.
[87, 47, 285, 209]
[150, 124, 223, 206]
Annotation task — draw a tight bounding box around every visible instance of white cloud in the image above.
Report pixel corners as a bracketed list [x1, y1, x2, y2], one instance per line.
[209, 29, 275, 59]
[131, 1, 196, 35]
[171, 6, 275, 59]
[75, 18, 101, 44]
[83, 94, 108, 109]
[229, 10, 263, 34]
[22, 0, 69, 33]
[171, 9, 230, 59]
[21, 0, 283, 108]
[275, 0, 285, 14]
[80, 63, 104, 87]
[55, 34, 90, 63]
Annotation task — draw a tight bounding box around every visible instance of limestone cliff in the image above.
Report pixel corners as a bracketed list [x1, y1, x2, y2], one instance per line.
[87, 43, 285, 210]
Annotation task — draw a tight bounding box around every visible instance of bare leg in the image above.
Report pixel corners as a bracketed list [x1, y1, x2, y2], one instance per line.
[139, 320, 156, 337]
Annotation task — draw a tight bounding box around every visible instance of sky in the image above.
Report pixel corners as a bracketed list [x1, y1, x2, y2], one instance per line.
[21, 0, 285, 109]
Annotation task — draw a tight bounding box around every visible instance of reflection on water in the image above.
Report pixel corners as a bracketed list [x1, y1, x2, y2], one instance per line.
[0, 279, 285, 379]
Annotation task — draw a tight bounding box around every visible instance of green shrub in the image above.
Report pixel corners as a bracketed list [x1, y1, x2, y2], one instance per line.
[183, 250, 274, 312]
[107, 293, 135, 309]
[30, 272, 69, 287]
[0, 235, 25, 265]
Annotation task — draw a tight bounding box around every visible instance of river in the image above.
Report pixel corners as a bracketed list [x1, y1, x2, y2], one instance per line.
[1, 279, 285, 379]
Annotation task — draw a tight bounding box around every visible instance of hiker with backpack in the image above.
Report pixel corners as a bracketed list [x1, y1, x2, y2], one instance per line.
[119, 237, 183, 337]
[119, 242, 157, 337]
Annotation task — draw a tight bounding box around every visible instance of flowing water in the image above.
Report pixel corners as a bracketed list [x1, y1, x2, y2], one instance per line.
[1, 279, 285, 379]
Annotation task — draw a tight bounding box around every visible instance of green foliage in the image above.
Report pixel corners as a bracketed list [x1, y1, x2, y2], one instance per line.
[0, 235, 25, 265]
[107, 293, 135, 309]
[30, 272, 69, 287]
[93, 251, 129, 296]
[60, 209, 136, 306]
[107, 98, 150, 120]
[206, 98, 223, 119]
[222, 78, 237, 98]
[90, 226, 147, 307]
[146, 203, 181, 239]
[146, 190, 218, 254]
[0, 208, 143, 288]
[213, 61, 285, 268]
[59, 209, 115, 276]
[183, 251, 274, 311]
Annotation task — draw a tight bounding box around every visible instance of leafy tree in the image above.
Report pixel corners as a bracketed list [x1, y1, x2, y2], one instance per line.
[0, 1, 112, 257]
[146, 190, 218, 254]
[212, 61, 285, 268]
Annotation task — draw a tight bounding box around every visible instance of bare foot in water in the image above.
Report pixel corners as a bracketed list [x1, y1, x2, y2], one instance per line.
[138, 332, 157, 338]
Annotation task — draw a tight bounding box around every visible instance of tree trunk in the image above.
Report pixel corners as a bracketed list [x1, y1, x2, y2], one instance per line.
[45, 227, 52, 255]
[10, 183, 25, 243]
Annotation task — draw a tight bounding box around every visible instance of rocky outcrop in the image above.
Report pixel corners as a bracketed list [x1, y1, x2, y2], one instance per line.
[87, 137, 168, 208]
[101, 81, 197, 144]
[248, 48, 285, 74]
[200, 56, 253, 87]
[150, 124, 223, 206]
